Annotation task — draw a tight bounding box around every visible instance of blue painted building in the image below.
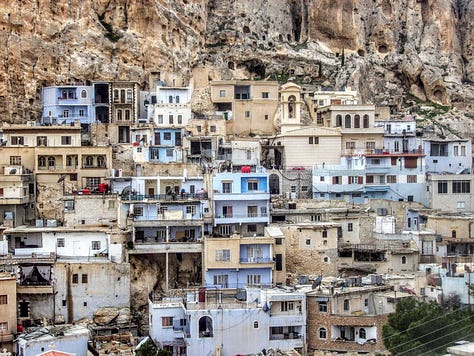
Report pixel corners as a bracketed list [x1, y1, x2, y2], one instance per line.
[312, 151, 427, 205]
[212, 171, 270, 237]
[42, 85, 95, 125]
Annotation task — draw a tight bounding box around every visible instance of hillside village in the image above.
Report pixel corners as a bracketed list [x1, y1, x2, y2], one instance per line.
[0, 72, 474, 356]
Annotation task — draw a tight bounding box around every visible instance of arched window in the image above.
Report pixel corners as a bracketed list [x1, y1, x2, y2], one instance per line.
[61, 90, 67, 99]
[354, 114, 360, 128]
[343, 299, 350, 311]
[125, 109, 130, 121]
[38, 156, 46, 167]
[335, 114, 342, 127]
[288, 95, 296, 118]
[198, 316, 213, 338]
[68, 90, 74, 99]
[359, 328, 366, 339]
[319, 327, 327, 339]
[81, 90, 87, 98]
[116, 109, 122, 121]
[323, 256, 329, 262]
[48, 156, 55, 167]
[97, 156, 106, 168]
[401, 255, 407, 264]
[169, 95, 173, 104]
[66, 156, 73, 167]
[85, 156, 94, 167]
[344, 114, 351, 128]
[113, 89, 119, 102]
[363, 114, 370, 128]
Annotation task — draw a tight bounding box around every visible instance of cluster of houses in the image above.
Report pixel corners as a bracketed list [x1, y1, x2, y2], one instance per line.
[0, 74, 473, 355]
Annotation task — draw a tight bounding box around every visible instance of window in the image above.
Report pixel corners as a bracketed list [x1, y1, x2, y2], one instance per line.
[260, 206, 267, 216]
[218, 225, 232, 236]
[354, 114, 360, 128]
[166, 149, 174, 158]
[82, 274, 88, 283]
[438, 180, 448, 194]
[178, 115, 183, 124]
[133, 206, 143, 216]
[359, 328, 366, 339]
[0, 295, 7, 304]
[198, 316, 213, 338]
[113, 89, 119, 102]
[57, 238, 65, 247]
[452, 230, 457, 238]
[454, 146, 459, 156]
[163, 132, 171, 140]
[405, 157, 418, 169]
[401, 256, 407, 264]
[301, 185, 308, 192]
[213, 275, 228, 287]
[452, 180, 470, 193]
[222, 182, 232, 193]
[322, 229, 328, 238]
[78, 109, 85, 117]
[264, 114, 269, 120]
[245, 111, 251, 118]
[335, 114, 342, 127]
[346, 141, 355, 149]
[219, 90, 226, 97]
[162, 316, 173, 327]
[407, 175, 417, 183]
[158, 115, 164, 124]
[363, 114, 369, 128]
[210, 125, 216, 133]
[64, 200, 74, 210]
[309, 136, 319, 144]
[61, 136, 72, 145]
[62, 110, 70, 118]
[196, 125, 201, 132]
[394, 141, 400, 152]
[72, 274, 79, 284]
[48, 156, 56, 167]
[318, 301, 327, 312]
[366, 141, 375, 150]
[91, 241, 101, 250]
[247, 224, 257, 233]
[430, 143, 448, 156]
[0, 322, 8, 332]
[11, 136, 24, 145]
[126, 89, 132, 103]
[125, 109, 130, 121]
[254, 321, 259, 328]
[261, 92, 269, 98]
[345, 114, 351, 128]
[247, 181, 258, 191]
[348, 223, 353, 232]
[276, 238, 282, 245]
[457, 201, 466, 209]
[186, 205, 196, 215]
[247, 274, 261, 285]
[306, 239, 311, 245]
[10, 156, 21, 165]
[85, 156, 94, 167]
[70, 173, 77, 181]
[281, 301, 294, 312]
[364, 298, 369, 307]
[169, 115, 174, 124]
[387, 175, 397, 183]
[343, 299, 349, 311]
[319, 327, 327, 339]
[216, 249, 230, 261]
[222, 205, 233, 218]
[291, 185, 297, 193]
[116, 109, 122, 121]
[461, 146, 466, 156]
[81, 89, 87, 98]
[85, 177, 100, 189]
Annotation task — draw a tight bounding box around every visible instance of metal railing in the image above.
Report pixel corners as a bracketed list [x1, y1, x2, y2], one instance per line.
[125, 193, 208, 201]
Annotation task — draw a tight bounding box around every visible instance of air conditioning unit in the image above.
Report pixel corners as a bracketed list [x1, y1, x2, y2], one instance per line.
[4, 165, 22, 175]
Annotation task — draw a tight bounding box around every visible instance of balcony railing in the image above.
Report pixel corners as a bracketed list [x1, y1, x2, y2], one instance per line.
[216, 213, 268, 219]
[240, 257, 273, 263]
[125, 193, 208, 201]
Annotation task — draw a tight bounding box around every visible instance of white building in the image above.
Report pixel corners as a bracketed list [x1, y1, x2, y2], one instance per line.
[149, 286, 307, 356]
[16, 325, 89, 356]
[149, 84, 192, 128]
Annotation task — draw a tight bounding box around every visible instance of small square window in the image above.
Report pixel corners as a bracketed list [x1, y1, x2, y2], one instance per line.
[72, 274, 79, 284]
[62, 300, 67, 307]
[82, 274, 88, 283]
[306, 239, 311, 245]
[261, 92, 269, 99]
[219, 90, 226, 97]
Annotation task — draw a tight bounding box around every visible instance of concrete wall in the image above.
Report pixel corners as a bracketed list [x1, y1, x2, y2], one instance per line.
[54, 261, 130, 323]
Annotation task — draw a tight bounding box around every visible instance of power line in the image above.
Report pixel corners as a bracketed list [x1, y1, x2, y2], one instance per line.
[417, 331, 474, 356]
[397, 323, 474, 355]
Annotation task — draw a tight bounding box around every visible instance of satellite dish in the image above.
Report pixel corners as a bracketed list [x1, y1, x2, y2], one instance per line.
[121, 186, 132, 197]
[262, 302, 270, 312]
[57, 175, 66, 183]
[9, 168, 17, 174]
[312, 275, 323, 289]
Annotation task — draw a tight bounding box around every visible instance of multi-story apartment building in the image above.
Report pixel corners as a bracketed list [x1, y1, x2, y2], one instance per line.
[148, 286, 306, 356]
[111, 175, 210, 291]
[203, 226, 284, 289]
[42, 84, 95, 125]
[212, 171, 270, 237]
[427, 174, 474, 211]
[307, 281, 410, 354]
[210, 80, 279, 136]
[109, 81, 140, 144]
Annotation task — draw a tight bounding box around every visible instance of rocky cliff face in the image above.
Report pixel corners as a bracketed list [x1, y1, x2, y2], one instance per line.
[1, 0, 474, 128]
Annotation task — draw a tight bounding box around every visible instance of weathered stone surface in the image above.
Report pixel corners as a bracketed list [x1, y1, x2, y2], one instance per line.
[93, 307, 119, 325]
[0, 0, 473, 133]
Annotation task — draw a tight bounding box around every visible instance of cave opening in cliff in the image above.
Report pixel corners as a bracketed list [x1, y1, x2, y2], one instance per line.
[240, 59, 266, 79]
[290, 0, 302, 42]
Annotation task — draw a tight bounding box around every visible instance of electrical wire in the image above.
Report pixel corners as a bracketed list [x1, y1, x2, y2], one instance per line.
[416, 331, 474, 356]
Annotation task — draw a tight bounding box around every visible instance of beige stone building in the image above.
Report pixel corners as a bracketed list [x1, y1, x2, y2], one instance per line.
[0, 272, 17, 351]
[210, 80, 279, 136]
[307, 283, 410, 354]
[427, 174, 474, 211]
[282, 222, 340, 276]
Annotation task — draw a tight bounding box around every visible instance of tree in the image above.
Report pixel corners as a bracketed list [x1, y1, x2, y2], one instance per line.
[383, 297, 474, 355]
[135, 339, 172, 356]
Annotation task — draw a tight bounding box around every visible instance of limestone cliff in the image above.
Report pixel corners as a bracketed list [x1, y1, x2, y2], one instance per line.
[1, 0, 474, 131]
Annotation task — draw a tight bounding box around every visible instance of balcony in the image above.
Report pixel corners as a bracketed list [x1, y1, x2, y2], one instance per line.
[239, 257, 273, 264]
[214, 212, 269, 224]
[0, 195, 30, 205]
[213, 192, 270, 201]
[124, 193, 208, 202]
